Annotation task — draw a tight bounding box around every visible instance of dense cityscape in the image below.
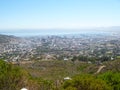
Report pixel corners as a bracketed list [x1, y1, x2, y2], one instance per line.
[0, 32, 120, 64]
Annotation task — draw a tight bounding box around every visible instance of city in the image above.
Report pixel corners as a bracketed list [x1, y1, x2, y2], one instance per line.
[0, 32, 120, 64]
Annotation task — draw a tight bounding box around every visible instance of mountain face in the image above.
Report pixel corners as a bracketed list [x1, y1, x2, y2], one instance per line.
[0, 34, 19, 43]
[0, 34, 32, 61]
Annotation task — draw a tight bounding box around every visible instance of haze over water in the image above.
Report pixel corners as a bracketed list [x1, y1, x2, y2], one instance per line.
[0, 29, 112, 37]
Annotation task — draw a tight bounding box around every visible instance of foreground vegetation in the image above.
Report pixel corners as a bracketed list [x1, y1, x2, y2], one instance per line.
[0, 59, 120, 90]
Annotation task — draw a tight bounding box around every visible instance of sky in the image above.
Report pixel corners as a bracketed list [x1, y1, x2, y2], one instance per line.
[0, 0, 120, 35]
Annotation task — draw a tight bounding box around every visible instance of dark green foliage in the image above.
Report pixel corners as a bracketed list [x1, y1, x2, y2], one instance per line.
[0, 60, 55, 90]
[98, 71, 120, 90]
[99, 56, 110, 62]
[0, 60, 29, 90]
[63, 74, 112, 90]
[0, 59, 120, 90]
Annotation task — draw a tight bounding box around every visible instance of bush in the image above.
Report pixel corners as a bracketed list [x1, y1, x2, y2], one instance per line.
[63, 74, 111, 90]
[0, 60, 55, 90]
[0, 60, 29, 90]
[27, 77, 54, 90]
[98, 71, 120, 90]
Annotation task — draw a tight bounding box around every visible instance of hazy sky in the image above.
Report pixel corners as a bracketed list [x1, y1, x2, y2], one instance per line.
[0, 0, 120, 30]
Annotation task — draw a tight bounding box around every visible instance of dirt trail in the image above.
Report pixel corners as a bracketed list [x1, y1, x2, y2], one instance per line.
[95, 65, 106, 74]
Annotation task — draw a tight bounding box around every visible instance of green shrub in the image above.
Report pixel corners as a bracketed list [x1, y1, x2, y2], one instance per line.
[63, 74, 112, 90]
[0, 60, 29, 90]
[98, 71, 120, 90]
